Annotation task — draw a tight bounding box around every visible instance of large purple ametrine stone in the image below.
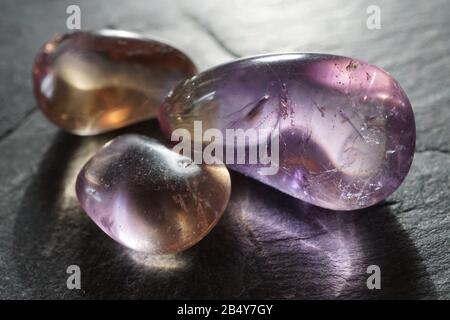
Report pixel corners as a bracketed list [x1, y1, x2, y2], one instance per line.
[159, 53, 415, 210]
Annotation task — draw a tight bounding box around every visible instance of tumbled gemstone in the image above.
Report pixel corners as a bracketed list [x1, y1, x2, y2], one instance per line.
[159, 53, 415, 211]
[75, 134, 231, 253]
[33, 30, 197, 135]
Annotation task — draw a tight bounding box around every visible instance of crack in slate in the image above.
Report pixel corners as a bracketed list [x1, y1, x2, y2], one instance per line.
[398, 205, 420, 214]
[415, 148, 450, 156]
[183, 12, 241, 58]
[0, 107, 38, 143]
[375, 200, 399, 208]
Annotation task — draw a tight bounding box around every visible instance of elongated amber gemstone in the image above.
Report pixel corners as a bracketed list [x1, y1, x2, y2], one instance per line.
[33, 30, 197, 135]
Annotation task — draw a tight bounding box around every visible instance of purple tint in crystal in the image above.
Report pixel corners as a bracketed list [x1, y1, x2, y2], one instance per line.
[75, 134, 231, 253]
[159, 53, 415, 210]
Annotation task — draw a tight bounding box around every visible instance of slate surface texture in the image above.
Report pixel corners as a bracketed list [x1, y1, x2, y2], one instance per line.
[0, 0, 449, 299]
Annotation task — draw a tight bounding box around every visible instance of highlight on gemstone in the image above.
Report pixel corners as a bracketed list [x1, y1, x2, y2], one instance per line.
[159, 53, 416, 211]
[33, 30, 197, 135]
[75, 134, 231, 253]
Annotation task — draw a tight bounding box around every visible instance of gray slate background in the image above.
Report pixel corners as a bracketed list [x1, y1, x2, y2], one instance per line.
[0, 0, 449, 299]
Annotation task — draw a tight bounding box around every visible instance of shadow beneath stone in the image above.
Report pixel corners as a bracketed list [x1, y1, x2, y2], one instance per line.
[12, 121, 436, 299]
[11, 119, 165, 298]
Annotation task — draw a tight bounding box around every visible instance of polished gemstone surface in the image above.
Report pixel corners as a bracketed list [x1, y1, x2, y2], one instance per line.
[159, 53, 416, 210]
[33, 30, 197, 135]
[75, 134, 231, 253]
